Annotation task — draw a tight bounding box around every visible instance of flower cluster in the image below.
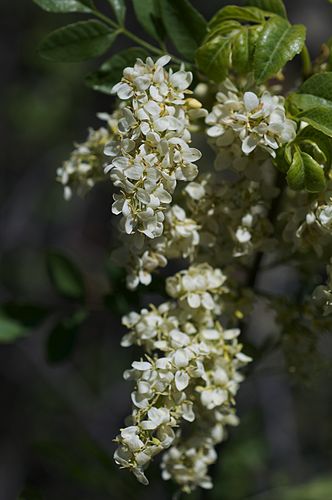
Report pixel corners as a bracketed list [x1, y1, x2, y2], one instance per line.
[313, 259, 332, 316]
[161, 410, 239, 493]
[56, 50, 330, 495]
[113, 204, 201, 290]
[56, 112, 121, 200]
[184, 172, 277, 263]
[114, 264, 250, 490]
[281, 184, 332, 255]
[105, 56, 205, 239]
[206, 79, 296, 160]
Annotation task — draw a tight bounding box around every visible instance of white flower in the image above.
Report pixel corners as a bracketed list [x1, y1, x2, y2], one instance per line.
[206, 81, 297, 161]
[105, 56, 205, 240]
[141, 407, 171, 429]
[57, 119, 117, 199]
[114, 264, 250, 488]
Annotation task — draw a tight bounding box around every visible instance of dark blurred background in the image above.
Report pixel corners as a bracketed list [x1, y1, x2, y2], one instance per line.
[1, 1, 332, 499]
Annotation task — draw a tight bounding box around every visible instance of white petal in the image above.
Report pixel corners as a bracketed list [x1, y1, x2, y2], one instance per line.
[132, 361, 152, 371]
[244, 91, 259, 111]
[175, 370, 189, 391]
[187, 293, 201, 308]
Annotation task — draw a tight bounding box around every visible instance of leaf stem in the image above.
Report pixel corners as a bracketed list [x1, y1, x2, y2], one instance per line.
[92, 8, 191, 67]
[301, 44, 312, 78]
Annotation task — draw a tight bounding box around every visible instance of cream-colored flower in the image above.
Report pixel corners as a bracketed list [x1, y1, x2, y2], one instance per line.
[114, 264, 250, 488]
[206, 80, 297, 161]
[105, 56, 205, 239]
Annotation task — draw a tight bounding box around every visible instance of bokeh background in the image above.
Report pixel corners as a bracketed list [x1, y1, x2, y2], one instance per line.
[1, 1, 332, 499]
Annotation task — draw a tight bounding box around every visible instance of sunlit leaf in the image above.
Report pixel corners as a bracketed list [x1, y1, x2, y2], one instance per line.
[209, 5, 266, 30]
[33, 0, 94, 13]
[286, 149, 326, 192]
[254, 16, 306, 82]
[246, 0, 287, 18]
[299, 106, 332, 138]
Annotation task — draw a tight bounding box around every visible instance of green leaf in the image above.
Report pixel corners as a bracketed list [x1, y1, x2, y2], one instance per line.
[209, 6, 266, 31]
[254, 16, 306, 83]
[196, 35, 231, 82]
[286, 150, 326, 192]
[160, 0, 207, 61]
[246, 0, 287, 18]
[288, 73, 332, 115]
[1, 302, 48, 328]
[39, 20, 116, 62]
[47, 310, 87, 363]
[33, 0, 94, 13]
[289, 92, 332, 112]
[0, 314, 27, 343]
[300, 72, 332, 99]
[297, 126, 332, 166]
[232, 26, 260, 74]
[197, 23, 260, 82]
[299, 106, 332, 138]
[47, 251, 85, 300]
[86, 47, 148, 94]
[107, 0, 126, 24]
[132, 0, 165, 42]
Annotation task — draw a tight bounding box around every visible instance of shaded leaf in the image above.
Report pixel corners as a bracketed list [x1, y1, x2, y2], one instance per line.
[0, 314, 27, 343]
[86, 47, 148, 94]
[1, 302, 49, 328]
[246, 0, 287, 18]
[33, 0, 94, 13]
[107, 0, 126, 24]
[286, 150, 326, 192]
[254, 16, 306, 83]
[47, 251, 85, 300]
[39, 20, 116, 62]
[47, 310, 87, 363]
[160, 0, 206, 61]
[132, 0, 165, 42]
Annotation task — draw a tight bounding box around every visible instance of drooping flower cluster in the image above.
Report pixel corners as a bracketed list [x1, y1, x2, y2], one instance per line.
[114, 264, 251, 489]
[104, 56, 205, 239]
[206, 79, 297, 160]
